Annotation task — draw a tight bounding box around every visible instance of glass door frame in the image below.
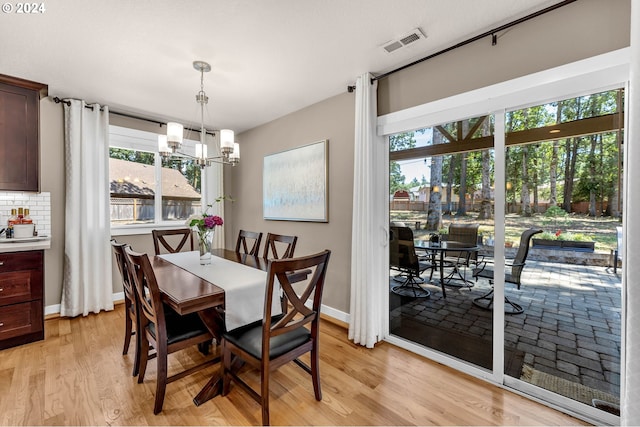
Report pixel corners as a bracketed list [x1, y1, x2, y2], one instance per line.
[380, 48, 629, 425]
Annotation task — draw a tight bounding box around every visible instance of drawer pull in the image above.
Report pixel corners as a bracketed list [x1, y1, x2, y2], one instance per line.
[0, 322, 3, 327]
[0, 288, 3, 292]
[0, 261, 4, 265]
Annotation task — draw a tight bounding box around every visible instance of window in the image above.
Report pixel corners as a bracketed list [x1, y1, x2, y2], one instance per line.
[109, 125, 204, 228]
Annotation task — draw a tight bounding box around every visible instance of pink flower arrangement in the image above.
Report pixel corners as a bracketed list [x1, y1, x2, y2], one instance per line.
[203, 215, 223, 229]
[186, 210, 223, 244]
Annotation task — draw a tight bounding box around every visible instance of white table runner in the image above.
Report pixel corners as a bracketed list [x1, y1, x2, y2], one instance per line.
[159, 251, 281, 331]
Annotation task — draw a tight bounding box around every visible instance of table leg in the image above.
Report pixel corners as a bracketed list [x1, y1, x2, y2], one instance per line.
[440, 251, 446, 298]
[192, 307, 225, 406]
[193, 353, 245, 406]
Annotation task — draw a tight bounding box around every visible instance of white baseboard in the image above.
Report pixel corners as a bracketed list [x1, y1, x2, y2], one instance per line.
[320, 303, 349, 324]
[44, 304, 61, 316]
[45, 292, 126, 316]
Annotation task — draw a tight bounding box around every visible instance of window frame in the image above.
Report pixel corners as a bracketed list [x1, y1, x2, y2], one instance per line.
[109, 125, 205, 236]
[380, 48, 629, 426]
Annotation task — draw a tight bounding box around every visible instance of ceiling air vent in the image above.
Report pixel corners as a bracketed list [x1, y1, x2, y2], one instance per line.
[381, 28, 427, 54]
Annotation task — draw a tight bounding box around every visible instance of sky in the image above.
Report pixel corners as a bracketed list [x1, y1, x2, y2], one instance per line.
[396, 129, 432, 185]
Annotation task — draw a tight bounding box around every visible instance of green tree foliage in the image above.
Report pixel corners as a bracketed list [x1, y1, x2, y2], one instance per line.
[389, 88, 623, 219]
[389, 132, 418, 194]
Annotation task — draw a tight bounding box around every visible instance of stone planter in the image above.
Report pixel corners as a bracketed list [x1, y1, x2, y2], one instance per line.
[532, 238, 595, 252]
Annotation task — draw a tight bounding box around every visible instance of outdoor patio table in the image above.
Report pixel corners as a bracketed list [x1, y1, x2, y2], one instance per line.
[414, 240, 479, 298]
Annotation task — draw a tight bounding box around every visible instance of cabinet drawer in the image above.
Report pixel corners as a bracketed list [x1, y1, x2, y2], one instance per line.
[0, 251, 43, 272]
[0, 300, 43, 341]
[0, 270, 40, 304]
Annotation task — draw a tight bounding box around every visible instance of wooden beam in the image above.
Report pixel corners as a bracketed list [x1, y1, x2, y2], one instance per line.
[390, 113, 624, 161]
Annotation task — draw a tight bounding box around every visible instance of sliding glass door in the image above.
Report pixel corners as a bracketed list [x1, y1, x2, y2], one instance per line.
[503, 89, 623, 417]
[383, 59, 625, 422]
[388, 115, 496, 371]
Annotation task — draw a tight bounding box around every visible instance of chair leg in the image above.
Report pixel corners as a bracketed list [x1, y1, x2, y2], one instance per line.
[472, 288, 524, 314]
[222, 341, 232, 396]
[261, 367, 270, 426]
[132, 320, 141, 377]
[123, 302, 133, 355]
[138, 336, 150, 384]
[153, 348, 168, 415]
[311, 343, 322, 401]
[504, 296, 524, 315]
[391, 273, 430, 298]
[472, 288, 494, 310]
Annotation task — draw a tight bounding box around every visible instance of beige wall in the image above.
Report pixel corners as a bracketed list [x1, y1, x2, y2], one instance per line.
[228, 93, 355, 314]
[38, 0, 630, 315]
[378, 0, 631, 115]
[40, 99, 65, 306]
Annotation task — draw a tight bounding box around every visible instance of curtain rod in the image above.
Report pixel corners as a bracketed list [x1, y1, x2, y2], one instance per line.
[51, 96, 216, 136]
[346, 0, 577, 90]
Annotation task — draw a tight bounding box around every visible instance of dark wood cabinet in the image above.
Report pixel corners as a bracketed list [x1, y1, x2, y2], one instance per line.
[0, 250, 44, 349]
[0, 74, 47, 192]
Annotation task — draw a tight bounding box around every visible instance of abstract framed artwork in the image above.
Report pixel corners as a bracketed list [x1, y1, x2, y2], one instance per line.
[263, 139, 328, 222]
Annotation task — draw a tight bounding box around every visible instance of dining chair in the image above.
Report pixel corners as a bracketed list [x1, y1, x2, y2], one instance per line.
[235, 229, 263, 256]
[389, 225, 434, 298]
[123, 246, 216, 414]
[151, 228, 194, 255]
[221, 249, 331, 426]
[442, 222, 480, 285]
[262, 232, 297, 259]
[472, 228, 542, 314]
[111, 239, 143, 376]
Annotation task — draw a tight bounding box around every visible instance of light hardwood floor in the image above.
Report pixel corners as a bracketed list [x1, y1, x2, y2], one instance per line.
[0, 304, 587, 426]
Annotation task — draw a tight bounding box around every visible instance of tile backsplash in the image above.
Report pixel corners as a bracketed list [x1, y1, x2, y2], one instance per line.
[0, 191, 51, 237]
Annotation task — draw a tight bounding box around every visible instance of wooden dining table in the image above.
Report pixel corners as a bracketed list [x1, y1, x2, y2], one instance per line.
[150, 248, 308, 406]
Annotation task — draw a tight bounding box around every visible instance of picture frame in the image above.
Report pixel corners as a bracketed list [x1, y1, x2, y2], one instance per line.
[263, 139, 328, 222]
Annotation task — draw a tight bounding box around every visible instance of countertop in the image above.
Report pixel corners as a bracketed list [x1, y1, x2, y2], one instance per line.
[0, 236, 51, 253]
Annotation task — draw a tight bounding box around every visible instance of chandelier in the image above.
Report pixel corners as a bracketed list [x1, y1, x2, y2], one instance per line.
[158, 60, 239, 168]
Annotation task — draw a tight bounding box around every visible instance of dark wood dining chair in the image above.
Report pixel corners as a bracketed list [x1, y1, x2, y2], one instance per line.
[151, 228, 194, 255]
[221, 249, 331, 426]
[235, 229, 263, 256]
[111, 239, 143, 376]
[123, 246, 216, 414]
[262, 232, 297, 259]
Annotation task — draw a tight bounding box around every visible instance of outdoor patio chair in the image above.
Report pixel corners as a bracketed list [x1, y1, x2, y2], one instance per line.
[610, 225, 622, 274]
[471, 228, 542, 314]
[390, 225, 434, 298]
[441, 223, 480, 286]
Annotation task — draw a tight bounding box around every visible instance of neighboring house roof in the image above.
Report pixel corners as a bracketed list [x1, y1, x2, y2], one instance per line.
[109, 158, 201, 200]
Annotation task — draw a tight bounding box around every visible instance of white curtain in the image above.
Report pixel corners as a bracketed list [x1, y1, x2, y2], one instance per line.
[622, 2, 640, 424]
[348, 72, 389, 348]
[204, 132, 225, 249]
[60, 100, 114, 317]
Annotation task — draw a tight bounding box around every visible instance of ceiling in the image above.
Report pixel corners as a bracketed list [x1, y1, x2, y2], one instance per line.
[0, 0, 564, 134]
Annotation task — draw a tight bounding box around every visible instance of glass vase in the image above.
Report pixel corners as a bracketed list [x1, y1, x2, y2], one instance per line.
[198, 230, 214, 265]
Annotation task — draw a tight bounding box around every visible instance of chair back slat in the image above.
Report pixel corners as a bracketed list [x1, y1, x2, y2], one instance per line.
[263, 233, 297, 259]
[262, 250, 331, 350]
[152, 228, 194, 255]
[124, 247, 165, 340]
[235, 230, 263, 256]
[111, 240, 135, 303]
